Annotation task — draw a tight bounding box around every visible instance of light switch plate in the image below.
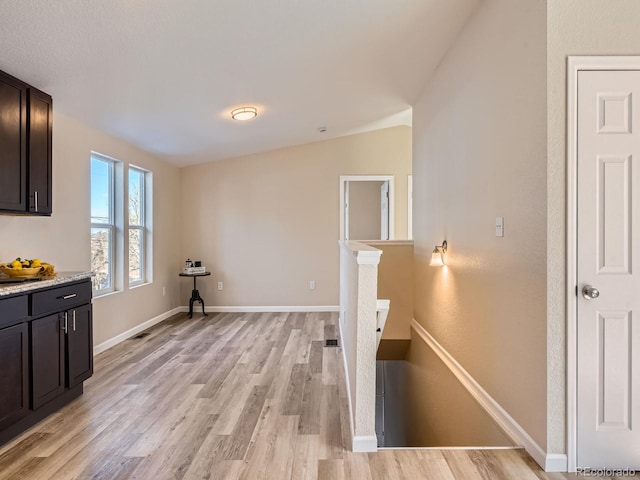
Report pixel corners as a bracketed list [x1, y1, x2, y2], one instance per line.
[495, 217, 504, 237]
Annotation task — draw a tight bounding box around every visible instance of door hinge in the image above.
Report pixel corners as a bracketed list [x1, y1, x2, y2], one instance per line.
[575, 285, 578, 297]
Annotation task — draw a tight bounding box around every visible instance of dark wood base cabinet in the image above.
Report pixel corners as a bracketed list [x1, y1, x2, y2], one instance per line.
[31, 313, 65, 410]
[0, 279, 92, 446]
[0, 323, 29, 431]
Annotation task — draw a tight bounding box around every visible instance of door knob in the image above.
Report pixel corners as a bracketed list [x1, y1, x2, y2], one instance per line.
[582, 285, 600, 300]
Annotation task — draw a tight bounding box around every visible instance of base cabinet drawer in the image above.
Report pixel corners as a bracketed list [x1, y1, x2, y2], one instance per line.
[31, 281, 92, 317]
[0, 295, 28, 329]
[0, 323, 29, 431]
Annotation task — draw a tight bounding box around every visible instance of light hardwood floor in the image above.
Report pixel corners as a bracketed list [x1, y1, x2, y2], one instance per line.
[0, 312, 613, 479]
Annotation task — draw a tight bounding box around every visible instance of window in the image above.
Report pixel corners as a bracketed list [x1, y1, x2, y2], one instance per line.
[128, 167, 148, 285]
[91, 154, 152, 294]
[91, 155, 116, 293]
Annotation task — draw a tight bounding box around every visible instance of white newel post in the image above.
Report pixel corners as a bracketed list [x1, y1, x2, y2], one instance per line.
[338, 240, 382, 452]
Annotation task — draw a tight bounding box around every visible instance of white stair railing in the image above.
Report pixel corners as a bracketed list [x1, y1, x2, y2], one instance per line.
[338, 240, 382, 453]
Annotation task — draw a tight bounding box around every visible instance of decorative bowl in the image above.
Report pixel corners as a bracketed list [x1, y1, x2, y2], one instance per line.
[0, 265, 44, 278]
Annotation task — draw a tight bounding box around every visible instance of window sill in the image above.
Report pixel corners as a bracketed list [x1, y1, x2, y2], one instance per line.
[93, 289, 121, 300]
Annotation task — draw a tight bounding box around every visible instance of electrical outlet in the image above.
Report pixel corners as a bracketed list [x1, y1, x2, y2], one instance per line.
[217, 281, 224, 291]
[309, 280, 316, 290]
[162, 286, 166, 297]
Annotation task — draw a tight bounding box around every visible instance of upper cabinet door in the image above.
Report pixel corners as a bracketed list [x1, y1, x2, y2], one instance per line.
[0, 71, 27, 212]
[28, 88, 52, 215]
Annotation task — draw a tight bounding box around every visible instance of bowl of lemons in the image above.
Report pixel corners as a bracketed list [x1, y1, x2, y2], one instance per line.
[0, 258, 49, 278]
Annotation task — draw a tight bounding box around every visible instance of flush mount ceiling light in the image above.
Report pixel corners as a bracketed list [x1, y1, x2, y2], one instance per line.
[231, 107, 258, 121]
[429, 240, 448, 267]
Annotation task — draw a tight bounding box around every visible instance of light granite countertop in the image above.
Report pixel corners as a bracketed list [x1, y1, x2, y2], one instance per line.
[0, 271, 93, 297]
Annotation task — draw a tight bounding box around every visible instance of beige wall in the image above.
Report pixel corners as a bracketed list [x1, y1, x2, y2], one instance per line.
[367, 241, 413, 340]
[403, 329, 514, 446]
[179, 126, 411, 307]
[412, 0, 547, 451]
[348, 181, 383, 241]
[546, 0, 640, 454]
[0, 112, 181, 346]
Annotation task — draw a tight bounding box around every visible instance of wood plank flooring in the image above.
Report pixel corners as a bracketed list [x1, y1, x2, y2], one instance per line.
[0, 312, 613, 479]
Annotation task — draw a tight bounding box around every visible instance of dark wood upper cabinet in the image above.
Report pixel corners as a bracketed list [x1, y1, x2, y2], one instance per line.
[0, 71, 27, 212]
[28, 88, 52, 215]
[0, 69, 52, 216]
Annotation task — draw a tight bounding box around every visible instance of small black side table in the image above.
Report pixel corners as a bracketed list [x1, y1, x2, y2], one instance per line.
[179, 272, 211, 318]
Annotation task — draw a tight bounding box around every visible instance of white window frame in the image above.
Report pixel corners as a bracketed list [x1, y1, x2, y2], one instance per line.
[128, 166, 149, 287]
[91, 154, 117, 295]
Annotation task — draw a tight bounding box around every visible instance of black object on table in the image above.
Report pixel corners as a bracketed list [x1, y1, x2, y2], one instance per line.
[179, 272, 211, 318]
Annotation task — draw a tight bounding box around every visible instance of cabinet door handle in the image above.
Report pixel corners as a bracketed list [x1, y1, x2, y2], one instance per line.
[72, 310, 76, 332]
[34, 191, 38, 212]
[62, 293, 77, 300]
[62, 312, 68, 334]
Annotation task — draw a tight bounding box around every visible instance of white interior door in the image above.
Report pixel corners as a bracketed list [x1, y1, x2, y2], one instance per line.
[577, 69, 640, 469]
[380, 181, 389, 240]
[339, 175, 394, 241]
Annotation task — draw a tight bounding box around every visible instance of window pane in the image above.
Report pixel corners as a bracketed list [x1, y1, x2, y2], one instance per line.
[129, 228, 143, 284]
[91, 158, 111, 224]
[129, 169, 142, 226]
[91, 227, 112, 291]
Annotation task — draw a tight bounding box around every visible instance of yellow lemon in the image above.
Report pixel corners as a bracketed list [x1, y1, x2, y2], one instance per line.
[31, 259, 41, 267]
[11, 260, 22, 269]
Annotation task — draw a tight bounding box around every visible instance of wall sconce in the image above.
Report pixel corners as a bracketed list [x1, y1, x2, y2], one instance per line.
[429, 240, 447, 267]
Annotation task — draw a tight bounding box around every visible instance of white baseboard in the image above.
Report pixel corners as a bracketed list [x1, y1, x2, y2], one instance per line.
[93, 307, 182, 355]
[545, 454, 568, 472]
[411, 319, 567, 472]
[378, 446, 521, 451]
[352, 435, 378, 453]
[180, 305, 340, 313]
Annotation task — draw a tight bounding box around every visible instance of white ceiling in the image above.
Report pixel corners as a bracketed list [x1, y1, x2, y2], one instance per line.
[0, 0, 478, 166]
